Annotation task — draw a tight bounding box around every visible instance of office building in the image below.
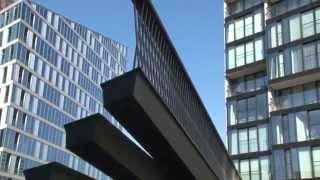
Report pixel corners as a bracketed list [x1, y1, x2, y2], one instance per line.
[0, 0, 127, 179]
[225, 0, 320, 179]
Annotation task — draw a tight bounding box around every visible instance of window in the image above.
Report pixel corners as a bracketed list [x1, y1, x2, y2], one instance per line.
[0, 32, 3, 46]
[236, 157, 270, 180]
[313, 147, 320, 177]
[237, 99, 247, 123]
[233, 160, 239, 171]
[239, 129, 248, 154]
[236, 45, 245, 66]
[235, 78, 246, 94]
[249, 128, 258, 152]
[256, 72, 266, 90]
[270, 22, 283, 48]
[235, 19, 244, 40]
[303, 43, 317, 70]
[250, 159, 260, 180]
[4, 87, 9, 103]
[270, 25, 277, 48]
[227, 23, 235, 43]
[274, 150, 286, 179]
[286, 150, 293, 179]
[316, 8, 320, 33]
[270, 55, 277, 79]
[240, 160, 250, 180]
[255, 38, 263, 61]
[246, 75, 255, 92]
[270, 53, 286, 80]
[228, 102, 236, 125]
[2, 67, 7, 84]
[245, 16, 253, 37]
[256, 93, 267, 120]
[292, 86, 304, 107]
[228, 94, 267, 125]
[272, 116, 283, 144]
[278, 53, 285, 78]
[230, 130, 238, 155]
[228, 48, 235, 69]
[302, 11, 315, 38]
[228, 38, 263, 69]
[279, 89, 291, 109]
[290, 15, 301, 41]
[229, 72, 266, 96]
[309, 110, 320, 139]
[247, 97, 256, 121]
[296, 111, 309, 142]
[279, 147, 320, 179]
[272, 109, 320, 145]
[229, 126, 268, 155]
[298, 147, 312, 178]
[277, 23, 283, 46]
[286, 149, 300, 179]
[254, 12, 262, 33]
[291, 47, 303, 73]
[304, 83, 317, 105]
[245, 42, 254, 64]
[259, 125, 268, 151]
[260, 157, 270, 180]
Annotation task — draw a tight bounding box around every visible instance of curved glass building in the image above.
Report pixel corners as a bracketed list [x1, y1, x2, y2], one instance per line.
[0, 0, 127, 179]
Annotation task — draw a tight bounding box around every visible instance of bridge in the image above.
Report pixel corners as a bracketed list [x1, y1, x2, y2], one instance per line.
[24, 0, 240, 179]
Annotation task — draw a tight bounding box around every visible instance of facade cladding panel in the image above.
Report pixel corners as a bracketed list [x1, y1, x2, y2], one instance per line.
[225, 0, 320, 179]
[0, 0, 127, 179]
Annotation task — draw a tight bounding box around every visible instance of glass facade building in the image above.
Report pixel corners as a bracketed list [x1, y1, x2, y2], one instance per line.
[0, 0, 127, 179]
[225, 0, 320, 179]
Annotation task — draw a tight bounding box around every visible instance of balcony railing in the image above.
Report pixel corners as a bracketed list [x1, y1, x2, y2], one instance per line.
[266, 0, 320, 20]
[224, 0, 263, 17]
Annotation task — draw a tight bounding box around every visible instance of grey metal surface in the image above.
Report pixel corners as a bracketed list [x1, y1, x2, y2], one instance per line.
[24, 162, 94, 180]
[65, 113, 166, 180]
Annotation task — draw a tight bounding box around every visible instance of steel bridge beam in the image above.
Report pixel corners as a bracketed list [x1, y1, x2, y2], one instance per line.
[64, 113, 166, 180]
[102, 69, 219, 180]
[24, 162, 94, 180]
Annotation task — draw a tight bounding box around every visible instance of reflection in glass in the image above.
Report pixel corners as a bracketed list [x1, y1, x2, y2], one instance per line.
[240, 160, 250, 180]
[309, 110, 320, 139]
[298, 147, 312, 178]
[313, 147, 320, 177]
[296, 111, 309, 142]
[239, 129, 248, 154]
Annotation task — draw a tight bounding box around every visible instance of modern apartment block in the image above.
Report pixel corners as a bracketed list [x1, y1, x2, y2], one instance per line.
[225, 0, 320, 179]
[0, 0, 127, 179]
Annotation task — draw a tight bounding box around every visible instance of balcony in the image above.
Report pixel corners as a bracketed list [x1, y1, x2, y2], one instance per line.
[230, 150, 272, 160]
[224, 0, 264, 18]
[266, 0, 320, 21]
[265, 0, 281, 4]
[225, 0, 238, 4]
[226, 60, 266, 80]
[269, 68, 320, 90]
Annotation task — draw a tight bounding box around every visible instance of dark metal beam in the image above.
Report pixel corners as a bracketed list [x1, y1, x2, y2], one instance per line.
[102, 69, 230, 180]
[24, 162, 94, 180]
[64, 113, 166, 180]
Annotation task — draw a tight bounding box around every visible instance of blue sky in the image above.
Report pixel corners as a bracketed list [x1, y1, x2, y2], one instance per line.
[34, 0, 226, 143]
